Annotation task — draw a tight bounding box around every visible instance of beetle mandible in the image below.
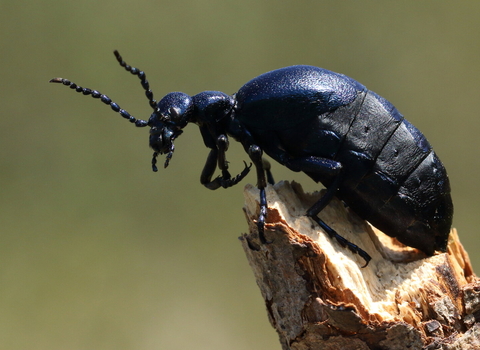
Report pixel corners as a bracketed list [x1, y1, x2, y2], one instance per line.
[50, 51, 453, 267]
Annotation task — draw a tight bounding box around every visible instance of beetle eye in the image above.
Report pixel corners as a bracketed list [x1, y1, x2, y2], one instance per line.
[168, 107, 180, 120]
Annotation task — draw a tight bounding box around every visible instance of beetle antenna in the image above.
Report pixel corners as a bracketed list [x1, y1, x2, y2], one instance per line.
[49, 78, 149, 128]
[114, 50, 157, 111]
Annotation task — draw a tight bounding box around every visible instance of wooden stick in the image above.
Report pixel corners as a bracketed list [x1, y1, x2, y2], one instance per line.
[241, 181, 480, 349]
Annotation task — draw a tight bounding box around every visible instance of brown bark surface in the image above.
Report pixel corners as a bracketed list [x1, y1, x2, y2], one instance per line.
[241, 181, 480, 350]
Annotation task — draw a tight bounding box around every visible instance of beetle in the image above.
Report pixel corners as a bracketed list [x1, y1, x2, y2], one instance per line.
[50, 51, 453, 266]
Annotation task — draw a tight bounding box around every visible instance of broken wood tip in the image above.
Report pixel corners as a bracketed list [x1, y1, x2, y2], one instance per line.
[241, 181, 480, 349]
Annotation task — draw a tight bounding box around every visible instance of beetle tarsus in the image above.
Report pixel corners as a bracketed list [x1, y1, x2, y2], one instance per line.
[311, 214, 371, 267]
[202, 161, 252, 190]
[256, 187, 274, 244]
[222, 161, 251, 188]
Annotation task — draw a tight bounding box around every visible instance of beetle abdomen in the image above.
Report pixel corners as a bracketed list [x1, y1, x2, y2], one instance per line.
[237, 65, 453, 255]
[235, 65, 366, 131]
[333, 91, 453, 254]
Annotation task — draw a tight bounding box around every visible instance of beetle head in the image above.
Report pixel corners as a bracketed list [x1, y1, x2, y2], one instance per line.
[49, 51, 196, 172]
[148, 92, 194, 170]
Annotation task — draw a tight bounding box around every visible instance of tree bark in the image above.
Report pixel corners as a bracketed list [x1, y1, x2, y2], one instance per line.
[240, 181, 480, 350]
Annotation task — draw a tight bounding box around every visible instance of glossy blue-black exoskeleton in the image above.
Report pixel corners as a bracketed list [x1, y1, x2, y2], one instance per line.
[50, 51, 453, 266]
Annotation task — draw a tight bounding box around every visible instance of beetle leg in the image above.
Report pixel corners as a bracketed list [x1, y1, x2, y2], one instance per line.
[311, 215, 371, 268]
[308, 196, 372, 267]
[305, 182, 372, 267]
[263, 158, 275, 185]
[200, 148, 222, 189]
[200, 134, 251, 190]
[288, 156, 372, 267]
[247, 145, 271, 244]
[228, 122, 272, 243]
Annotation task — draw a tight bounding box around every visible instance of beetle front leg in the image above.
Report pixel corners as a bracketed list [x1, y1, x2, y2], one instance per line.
[200, 135, 251, 190]
[200, 147, 221, 189]
[216, 134, 252, 188]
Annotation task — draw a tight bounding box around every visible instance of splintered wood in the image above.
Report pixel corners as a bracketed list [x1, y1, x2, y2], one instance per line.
[241, 181, 480, 350]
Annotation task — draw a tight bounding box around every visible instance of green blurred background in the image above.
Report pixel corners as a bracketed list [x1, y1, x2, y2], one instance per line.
[1, 1, 479, 349]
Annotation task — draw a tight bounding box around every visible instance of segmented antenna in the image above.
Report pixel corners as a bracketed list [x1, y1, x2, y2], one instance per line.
[113, 50, 157, 110]
[49, 52, 168, 173]
[48, 78, 149, 128]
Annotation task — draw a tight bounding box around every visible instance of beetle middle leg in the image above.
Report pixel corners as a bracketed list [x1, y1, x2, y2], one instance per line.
[288, 156, 372, 267]
[248, 144, 271, 244]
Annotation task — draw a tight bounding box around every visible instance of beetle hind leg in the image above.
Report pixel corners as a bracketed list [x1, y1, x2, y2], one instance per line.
[287, 155, 372, 267]
[305, 184, 372, 267]
[308, 214, 371, 267]
[263, 158, 275, 185]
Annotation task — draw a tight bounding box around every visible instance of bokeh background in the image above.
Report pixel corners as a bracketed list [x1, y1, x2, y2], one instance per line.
[1, 1, 479, 349]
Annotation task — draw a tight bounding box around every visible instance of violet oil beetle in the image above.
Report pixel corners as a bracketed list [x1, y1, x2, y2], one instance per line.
[50, 51, 453, 266]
